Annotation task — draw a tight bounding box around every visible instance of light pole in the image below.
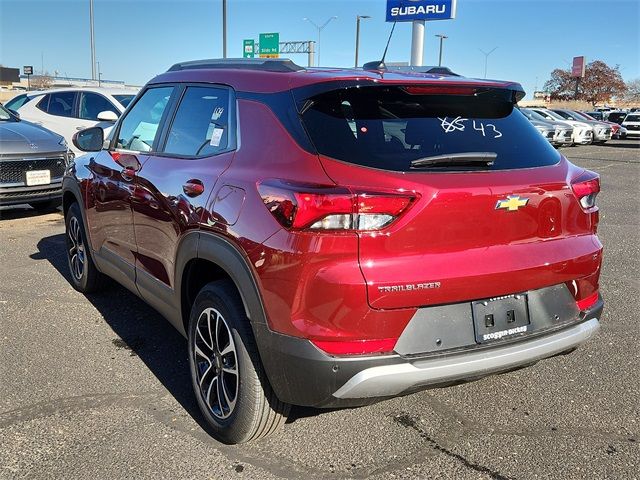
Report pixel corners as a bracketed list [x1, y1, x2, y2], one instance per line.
[97, 61, 102, 87]
[479, 47, 498, 78]
[410, 21, 425, 66]
[355, 15, 371, 68]
[222, 0, 227, 58]
[435, 34, 448, 67]
[303, 16, 338, 67]
[89, 0, 96, 80]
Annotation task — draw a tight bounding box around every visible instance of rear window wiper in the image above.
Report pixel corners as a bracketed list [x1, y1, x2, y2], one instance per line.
[410, 152, 497, 169]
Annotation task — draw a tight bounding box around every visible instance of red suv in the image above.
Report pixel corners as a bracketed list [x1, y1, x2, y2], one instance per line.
[64, 59, 603, 444]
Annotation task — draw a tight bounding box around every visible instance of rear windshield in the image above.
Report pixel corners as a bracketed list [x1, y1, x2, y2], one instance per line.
[300, 86, 559, 172]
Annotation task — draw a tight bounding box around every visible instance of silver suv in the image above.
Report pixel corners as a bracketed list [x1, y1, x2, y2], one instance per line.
[0, 105, 71, 210]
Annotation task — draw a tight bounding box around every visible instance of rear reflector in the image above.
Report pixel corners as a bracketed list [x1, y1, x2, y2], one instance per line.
[576, 291, 599, 311]
[571, 170, 600, 210]
[258, 180, 415, 231]
[311, 338, 397, 355]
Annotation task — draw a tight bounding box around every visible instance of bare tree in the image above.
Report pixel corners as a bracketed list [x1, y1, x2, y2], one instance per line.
[29, 71, 53, 90]
[544, 60, 627, 106]
[622, 78, 640, 105]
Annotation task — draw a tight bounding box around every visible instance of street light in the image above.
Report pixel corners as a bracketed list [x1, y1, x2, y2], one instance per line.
[222, 0, 227, 58]
[355, 15, 371, 68]
[435, 34, 448, 67]
[303, 16, 338, 67]
[479, 46, 498, 78]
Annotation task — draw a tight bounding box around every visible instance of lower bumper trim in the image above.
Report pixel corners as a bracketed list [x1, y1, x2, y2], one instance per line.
[333, 318, 599, 399]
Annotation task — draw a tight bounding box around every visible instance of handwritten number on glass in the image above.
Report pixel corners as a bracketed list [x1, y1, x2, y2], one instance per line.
[486, 124, 502, 138]
[438, 116, 467, 133]
[439, 117, 502, 139]
[472, 121, 486, 136]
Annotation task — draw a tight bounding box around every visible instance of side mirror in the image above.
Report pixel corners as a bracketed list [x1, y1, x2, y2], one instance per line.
[73, 126, 104, 152]
[97, 110, 119, 122]
[8, 108, 20, 120]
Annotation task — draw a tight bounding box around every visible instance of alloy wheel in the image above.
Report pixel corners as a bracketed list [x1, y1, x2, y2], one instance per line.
[67, 216, 85, 281]
[193, 307, 239, 420]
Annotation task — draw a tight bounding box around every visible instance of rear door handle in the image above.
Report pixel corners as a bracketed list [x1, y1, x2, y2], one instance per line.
[76, 126, 85, 131]
[183, 179, 205, 198]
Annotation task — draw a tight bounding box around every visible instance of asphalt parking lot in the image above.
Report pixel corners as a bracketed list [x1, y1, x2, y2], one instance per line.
[1, 139, 638, 480]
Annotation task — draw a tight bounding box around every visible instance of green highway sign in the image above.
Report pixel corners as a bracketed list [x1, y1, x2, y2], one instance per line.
[259, 32, 279, 58]
[243, 39, 255, 58]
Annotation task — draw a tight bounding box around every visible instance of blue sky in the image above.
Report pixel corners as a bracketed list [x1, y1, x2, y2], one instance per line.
[1, 0, 638, 99]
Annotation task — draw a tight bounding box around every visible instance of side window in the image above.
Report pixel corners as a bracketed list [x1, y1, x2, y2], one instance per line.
[116, 87, 173, 152]
[37, 91, 76, 117]
[163, 86, 232, 157]
[36, 95, 50, 112]
[79, 92, 118, 120]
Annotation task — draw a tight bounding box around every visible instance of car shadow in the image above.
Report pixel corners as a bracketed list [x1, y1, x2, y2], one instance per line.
[0, 204, 62, 220]
[31, 233, 324, 431]
[603, 140, 639, 149]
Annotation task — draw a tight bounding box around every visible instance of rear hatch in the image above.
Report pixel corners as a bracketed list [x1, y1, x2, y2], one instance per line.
[298, 81, 601, 309]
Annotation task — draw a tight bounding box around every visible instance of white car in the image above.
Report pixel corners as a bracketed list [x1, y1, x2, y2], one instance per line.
[5, 87, 138, 155]
[529, 108, 594, 145]
[621, 113, 640, 136]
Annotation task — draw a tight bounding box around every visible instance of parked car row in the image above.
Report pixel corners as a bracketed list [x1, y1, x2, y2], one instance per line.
[518, 106, 636, 146]
[588, 110, 640, 136]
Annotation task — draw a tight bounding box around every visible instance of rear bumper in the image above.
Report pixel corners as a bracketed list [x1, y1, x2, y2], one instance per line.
[0, 183, 62, 206]
[334, 317, 599, 399]
[255, 297, 603, 408]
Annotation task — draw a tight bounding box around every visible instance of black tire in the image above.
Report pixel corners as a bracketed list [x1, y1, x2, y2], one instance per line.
[30, 199, 61, 212]
[188, 280, 290, 444]
[65, 202, 107, 293]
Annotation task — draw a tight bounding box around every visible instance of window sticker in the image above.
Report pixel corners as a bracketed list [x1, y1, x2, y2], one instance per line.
[211, 107, 225, 121]
[131, 121, 159, 142]
[210, 127, 224, 147]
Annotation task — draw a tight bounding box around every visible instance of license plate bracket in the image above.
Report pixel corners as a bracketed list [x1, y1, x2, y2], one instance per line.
[472, 294, 530, 343]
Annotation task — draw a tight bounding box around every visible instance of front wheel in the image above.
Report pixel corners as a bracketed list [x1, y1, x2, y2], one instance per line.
[188, 280, 290, 444]
[65, 203, 107, 293]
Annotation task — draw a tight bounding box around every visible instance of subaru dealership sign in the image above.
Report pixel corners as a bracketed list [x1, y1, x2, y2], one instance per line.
[386, 0, 458, 22]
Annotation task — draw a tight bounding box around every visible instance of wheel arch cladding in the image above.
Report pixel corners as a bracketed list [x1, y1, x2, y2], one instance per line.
[178, 232, 268, 335]
[62, 178, 83, 215]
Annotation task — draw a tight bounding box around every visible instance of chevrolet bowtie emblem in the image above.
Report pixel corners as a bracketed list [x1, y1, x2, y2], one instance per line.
[496, 195, 529, 212]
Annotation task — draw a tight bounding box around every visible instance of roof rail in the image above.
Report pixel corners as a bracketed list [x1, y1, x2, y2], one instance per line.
[167, 58, 304, 73]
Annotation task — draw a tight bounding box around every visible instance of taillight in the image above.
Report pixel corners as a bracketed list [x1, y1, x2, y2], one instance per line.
[257, 180, 415, 231]
[571, 170, 600, 210]
[311, 338, 397, 355]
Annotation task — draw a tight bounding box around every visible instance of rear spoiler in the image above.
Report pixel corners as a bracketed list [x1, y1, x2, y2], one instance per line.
[293, 80, 526, 111]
